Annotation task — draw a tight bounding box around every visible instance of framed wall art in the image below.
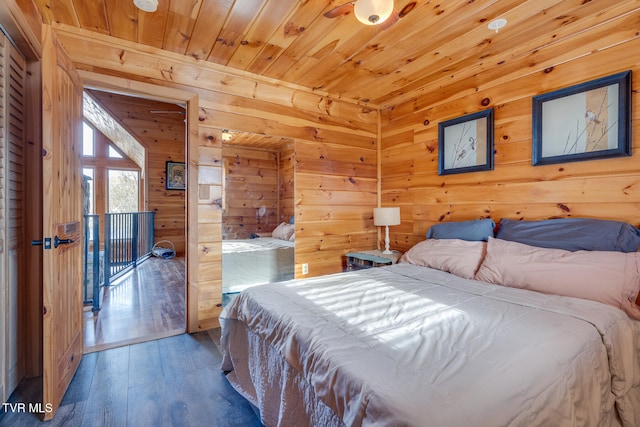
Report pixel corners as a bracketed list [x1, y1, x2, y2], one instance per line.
[532, 70, 631, 166]
[438, 109, 494, 175]
[166, 161, 186, 190]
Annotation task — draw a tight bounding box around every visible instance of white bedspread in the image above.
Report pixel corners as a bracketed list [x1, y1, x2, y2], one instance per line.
[222, 237, 294, 294]
[222, 237, 294, 254]
[220, 264, 640, 426]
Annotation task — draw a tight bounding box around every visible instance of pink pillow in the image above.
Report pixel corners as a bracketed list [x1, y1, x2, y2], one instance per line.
[400, 239, 487, 279]
[271, 222, 295, 241]
[475, 238, 640, 318]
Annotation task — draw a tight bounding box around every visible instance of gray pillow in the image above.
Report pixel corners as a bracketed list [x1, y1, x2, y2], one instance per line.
[426, 219, 495, 242]
[496, 218, 640, 253]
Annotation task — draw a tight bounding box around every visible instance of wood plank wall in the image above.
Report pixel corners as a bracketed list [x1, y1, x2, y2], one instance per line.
[222, 141, 296, 239]
[147, 139, 186, 255]
[222, 145, 279, 239]
[295, 138, 378, 275]
[381, 20, 640, 252]
[279, 142, 295, 225]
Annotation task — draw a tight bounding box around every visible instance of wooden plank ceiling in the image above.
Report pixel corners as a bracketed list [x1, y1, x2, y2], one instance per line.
[34, 0, 638, 107]
[222, 130, 293, 151]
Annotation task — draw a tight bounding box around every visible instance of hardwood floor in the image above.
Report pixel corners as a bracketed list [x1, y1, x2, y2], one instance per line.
[0, 331, 262, 426]
[84, 256, 186, 353]
[0, 257, 261, 426]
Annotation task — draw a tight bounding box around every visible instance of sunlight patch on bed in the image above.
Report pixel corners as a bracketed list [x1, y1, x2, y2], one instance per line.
[288, 272, 469, 353]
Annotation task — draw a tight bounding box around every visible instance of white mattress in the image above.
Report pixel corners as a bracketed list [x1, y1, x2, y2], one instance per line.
[220, 263, 640, 426]
[222, 237, 294, 294]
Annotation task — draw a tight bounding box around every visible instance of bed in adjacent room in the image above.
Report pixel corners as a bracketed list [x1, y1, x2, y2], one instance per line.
[220, 218, 640, 427]
[222, 222, 295, 296]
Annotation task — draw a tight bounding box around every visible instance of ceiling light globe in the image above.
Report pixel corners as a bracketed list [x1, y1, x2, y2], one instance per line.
[134, 0, 158, 13]
[487, 18, 507, 32]
[354, 0, 394, 25]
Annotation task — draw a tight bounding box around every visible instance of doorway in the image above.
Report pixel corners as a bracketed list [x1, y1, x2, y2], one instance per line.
[81, 89, 188, 352]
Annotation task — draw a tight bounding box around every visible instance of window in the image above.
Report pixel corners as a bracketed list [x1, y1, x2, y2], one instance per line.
[107, 169, 139, 213]
[83, 122, 94, 156]
[83, 167, 97, 242]
[108, 145, 123, 158]
[82, 167, 94, 214]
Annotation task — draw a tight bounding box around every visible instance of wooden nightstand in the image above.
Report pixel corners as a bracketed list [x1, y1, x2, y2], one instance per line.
[345, 250, 403, 271]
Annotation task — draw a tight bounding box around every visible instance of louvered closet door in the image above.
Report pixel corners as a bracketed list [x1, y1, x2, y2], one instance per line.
[0, 28, 27, 405]
[6, 30, 26, 402]
[0, 26, 7, 406]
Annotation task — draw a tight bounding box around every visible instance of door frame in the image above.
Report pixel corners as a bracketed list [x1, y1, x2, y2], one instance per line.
[80, 70, 199, 332]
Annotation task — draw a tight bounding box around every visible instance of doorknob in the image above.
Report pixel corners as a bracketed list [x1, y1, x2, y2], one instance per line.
[54, 236, 74, 248]
[31, 236, 74, 249]
[32, 238, 52, 249]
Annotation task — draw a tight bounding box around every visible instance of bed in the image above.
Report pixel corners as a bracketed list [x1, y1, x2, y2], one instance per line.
[222, 219, 296, 295]
[220, 218, 640, 426]
[222, 236, 294, 294]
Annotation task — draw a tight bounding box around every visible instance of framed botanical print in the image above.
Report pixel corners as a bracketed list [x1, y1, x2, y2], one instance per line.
[438, 109, 494, 175]
[532, 71, 631, 166]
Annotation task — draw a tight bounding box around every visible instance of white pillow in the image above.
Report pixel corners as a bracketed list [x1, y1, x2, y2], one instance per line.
[399, 239, 487, 279]
[475, 237, 640, 318]
[271, 222, 295, 241]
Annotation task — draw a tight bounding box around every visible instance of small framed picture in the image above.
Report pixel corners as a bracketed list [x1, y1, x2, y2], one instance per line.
[166, 161, 186, 190]
[532, 71, 631, 166]
[438, 109, 494, 175]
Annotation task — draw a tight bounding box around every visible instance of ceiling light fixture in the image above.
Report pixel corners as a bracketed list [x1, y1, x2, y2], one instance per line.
[354, 0, 394, 25]
[221, 130, 232, 141]
[488, 18, 507, 33]
[134, 0, 158, 13]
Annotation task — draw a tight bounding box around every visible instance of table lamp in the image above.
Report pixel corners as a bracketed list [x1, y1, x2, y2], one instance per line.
[374, 207, 400, 254]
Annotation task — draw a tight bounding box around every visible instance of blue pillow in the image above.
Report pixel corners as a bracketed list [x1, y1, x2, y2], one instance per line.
[496, 218, 640, 252]
[426, 219, 495, 242]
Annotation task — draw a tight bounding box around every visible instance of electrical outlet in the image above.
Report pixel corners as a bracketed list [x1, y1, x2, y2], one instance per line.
[302, 263, 309, 275]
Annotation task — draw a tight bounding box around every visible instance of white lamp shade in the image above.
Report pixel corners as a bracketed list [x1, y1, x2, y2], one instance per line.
[374, 207, 400, 226]
[134, 0, 158, 12]
[354, 0, 394, 25]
